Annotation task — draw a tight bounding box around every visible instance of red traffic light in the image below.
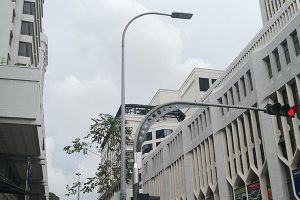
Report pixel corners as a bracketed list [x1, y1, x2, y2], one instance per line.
[287, 105, 299, 117]
[287, 108, 295, 117]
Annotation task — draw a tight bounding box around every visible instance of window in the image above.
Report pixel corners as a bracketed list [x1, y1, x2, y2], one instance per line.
[263, 56, 273, 78]
[12, 9, 15, 22]
[18, 42, 32, 58]
[9, 31, 13, 46]
[218, 98, 224, 115]
[281, 40, 290, 64]
[229, 88, 235, 105]
[146, 132, 152, 141]
[234, 82, 241, 102]
[212, 78, 217, 84]
[203, 111, 207, 127]
[224, 93, 229, 111]
[199, 77, 209, 91]
[272, 48, 281, 71]
[156, 142, 161, 147]
[291, 82, 300, 105]
[156, 130, 164, 139]
[241, 76, 247, 96]
[246, 70, 253, 91]
[156, 129, 172, 139]
[7, 53, 10, 65]
[142, 144, 153, 154]
[23, 1, 35, 15]
[164, 129, 172, 137]
[21, 21, 34, 36]
[291, 30, 300, 56]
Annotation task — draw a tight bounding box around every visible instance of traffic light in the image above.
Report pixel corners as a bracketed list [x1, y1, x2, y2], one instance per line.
[265, 103, 299, 117]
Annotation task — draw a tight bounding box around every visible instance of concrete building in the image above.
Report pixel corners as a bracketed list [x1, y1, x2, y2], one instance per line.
[0, 0, 48, 200]
[98, 105, 185, 200]
[150, 68, 223, 117]
[142, 0, 300, 199]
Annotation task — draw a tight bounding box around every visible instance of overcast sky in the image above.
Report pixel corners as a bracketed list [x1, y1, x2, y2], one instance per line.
[43, 0, 263, 199]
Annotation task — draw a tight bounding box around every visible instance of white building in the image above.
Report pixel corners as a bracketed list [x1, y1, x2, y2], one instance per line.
[98, 68, 222, 200]
[142, 0, 300, 200]
[150, 68, 223, 117]
[0, 0, 48, 200]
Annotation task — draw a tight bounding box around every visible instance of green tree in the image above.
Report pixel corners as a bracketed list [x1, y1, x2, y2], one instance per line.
[63, 113, 133, 196]
[49, 192, 60, 200]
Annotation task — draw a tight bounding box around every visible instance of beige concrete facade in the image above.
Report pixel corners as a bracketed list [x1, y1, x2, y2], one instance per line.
[142, 0, 300, 200]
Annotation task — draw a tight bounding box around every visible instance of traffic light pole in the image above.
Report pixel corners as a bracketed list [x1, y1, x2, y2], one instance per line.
[132, 101, 267, 200]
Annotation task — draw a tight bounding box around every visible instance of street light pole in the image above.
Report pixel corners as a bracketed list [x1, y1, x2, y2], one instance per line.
[120, 12, 193, 200]
[75, 173, 81, 200]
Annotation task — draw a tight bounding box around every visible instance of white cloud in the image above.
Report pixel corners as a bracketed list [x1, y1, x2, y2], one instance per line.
[43, 0, 262, 198]
[46, 137, 71, 198]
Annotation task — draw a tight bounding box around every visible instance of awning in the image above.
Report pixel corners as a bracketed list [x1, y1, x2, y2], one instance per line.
[0, 175, 29, 195]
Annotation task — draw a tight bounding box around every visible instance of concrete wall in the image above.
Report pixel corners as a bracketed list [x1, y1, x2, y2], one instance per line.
[0, 65, 41, 121]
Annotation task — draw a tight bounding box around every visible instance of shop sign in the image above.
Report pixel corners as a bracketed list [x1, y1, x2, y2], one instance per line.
[234, 186, 247, 200]
[292, 168, 300, 199]
[247, 182, 262, 200]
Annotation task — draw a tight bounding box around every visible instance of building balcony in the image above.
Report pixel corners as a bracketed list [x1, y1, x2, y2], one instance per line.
[0, 64, 46, 199]
[0, 64, 42, 124]
[0, 63, 44, 155]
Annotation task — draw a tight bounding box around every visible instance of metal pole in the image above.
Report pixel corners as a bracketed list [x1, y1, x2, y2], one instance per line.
[121, 12, 176, 200]
[75, 173, 81, 200]
[134, 101, 267, 153]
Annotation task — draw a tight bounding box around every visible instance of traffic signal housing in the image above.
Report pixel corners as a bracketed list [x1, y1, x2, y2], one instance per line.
[265, 103, 299, 117]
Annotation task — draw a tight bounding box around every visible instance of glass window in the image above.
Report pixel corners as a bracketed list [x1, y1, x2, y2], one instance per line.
[142, 144, 153, 154]
[291, 30, 300, 56]
[246, 70, 253, 91]
[156, 130, 164, 139]
[241, 76, 247, 96]
[291, 82, 300, 105]
[164, 129, 172, 136]
[234, 82, 241, 102]
[263, 56, 273, 78]
[229, 88, 235, 104]
[21, 21, 34, 36]
[18, 42, 32, 58]
[156, 142, 161, 147]
[23, 1, 35, 15]
[224, 93, 228, 105]
[218, 97, 224, 115]
[281, 40, 290, 64]
[199, 77, 209, 91]
[212, 79, 217, 84]
[155, 129, 172, 139]
[12, 10, 15, 22]
[9, 31, 13, 46]
[224, 93, 229, 112]
[7, 53, 10, 65]
[272, 48, 281, 71]
[146, 132, 152, 141]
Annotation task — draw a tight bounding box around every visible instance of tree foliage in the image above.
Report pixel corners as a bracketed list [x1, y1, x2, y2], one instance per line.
[49, 192, 60, 200]
[63, 113, 133, 196]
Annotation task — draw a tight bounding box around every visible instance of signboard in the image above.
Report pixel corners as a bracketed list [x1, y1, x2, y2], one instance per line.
[247, 182, 262, 200]
[292, 168, 300, 199]
[234, 186, 247, 200]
